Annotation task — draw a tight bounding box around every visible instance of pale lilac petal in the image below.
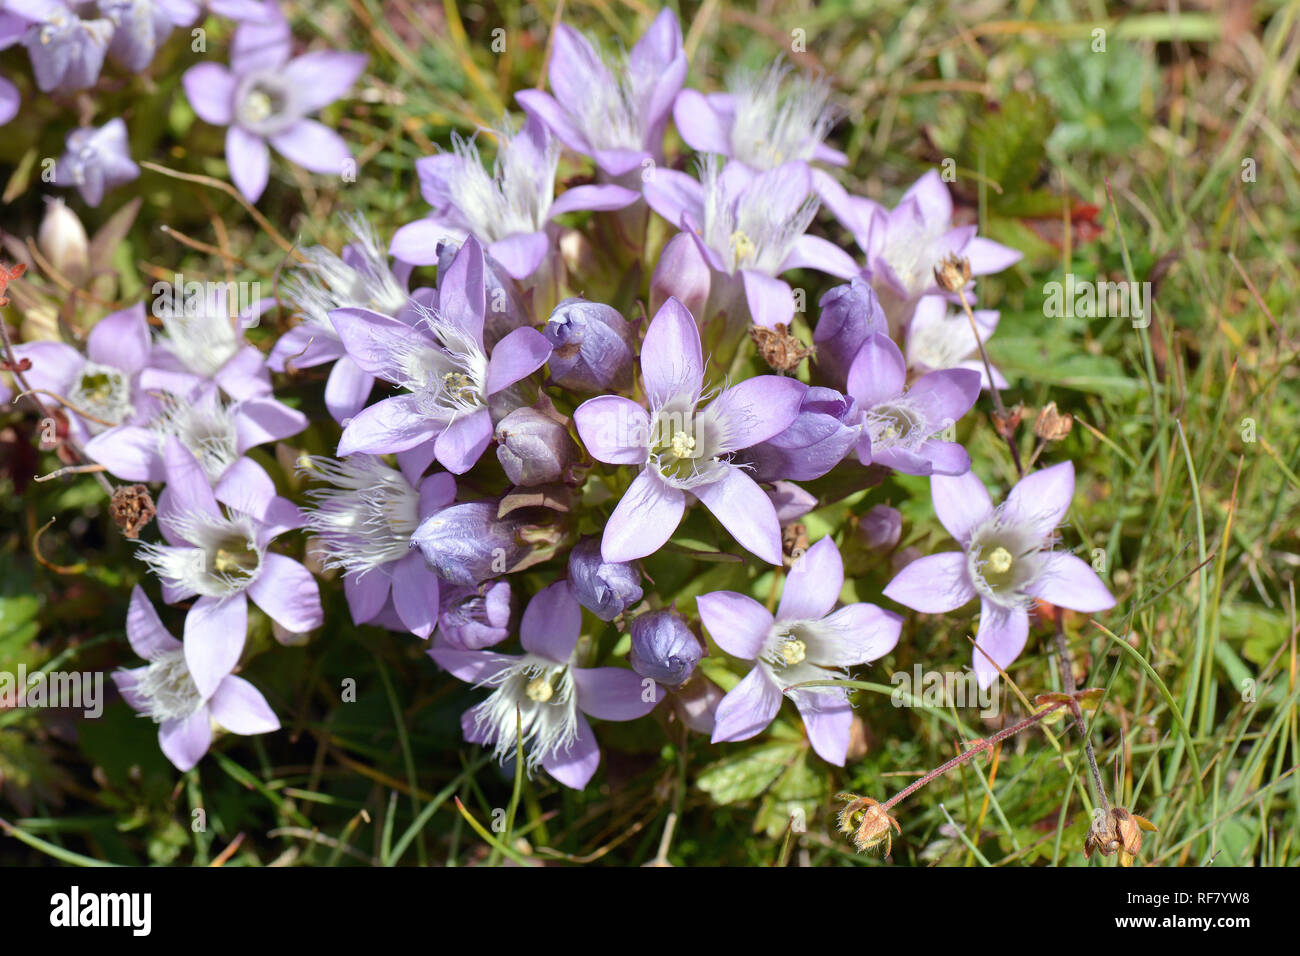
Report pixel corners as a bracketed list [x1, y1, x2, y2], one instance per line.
[931, 469, 993, 545]
[514, 88, 590, 155]
[642, 168, 706, 227]
[601, 469, 686, 562]
[845, 333, 906, 408]
[541, 713, 600, 789]
[972, 601, 1030, 690]
[816, 603, 902, 664]
[437, 237, 486, 346]
[247, 553, 323, 634]
[573, 666, 660, 720]
[182, 62, 235, 125]
[388, 551, 440, 639]
[86, 302, 149, 373]
[548, 183, 639, 217]
[884, 552, 975, 613]
[485, 326, 551, 395]
[1003, 461, 1075, 540]
[921, 439, 971, 476]
[159, 710, 212, 772]
[11, 341, 80, 393]
[329, 306, 427, 380]
[389, 217, 459, 266]
[112, 667, 149, 712]
[344, 570, 389, 625]
[965, 236, 1023, 276]
[209, 675, 280, 734]
[429, 645, 515, 684]
[282, 50, 367, 113]
[701, 375, 804, 452]
[901, 169, 952, 230]
[742, 270, 795, 330]
[1028, 552, 1116, 613]
[776, 536, 843, 621]
[908, 367, 981, 431]
[184, 595, 247, 699]
[779, 235, 859, 278]
[126, 585, 181, 659]
[84, 426, 162, 481]
[574, 395, 651, 465]
[691, 468, 783, 565]
[418, 471, 457, 518]
[234, 397, 308, 453]
[672, 88, 732, 154]
[269, 119, 352, 176]
[226, 125, 269, 202]
[520, 580, 581, 663]
[337, 394, 439, 456]
[640, 297, 703, 409]
[324, 356, 374, 423]
[710, 666, 782, 743]
[433, 407, 492, 474]
[484, 232, 548, 279]
[696, 591, 772, 660]
[791, 691, 852, 765]
[162, 437, 221, 518]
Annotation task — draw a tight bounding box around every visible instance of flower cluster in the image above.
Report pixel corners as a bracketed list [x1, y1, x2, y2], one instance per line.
[9, 5, 1118, 792]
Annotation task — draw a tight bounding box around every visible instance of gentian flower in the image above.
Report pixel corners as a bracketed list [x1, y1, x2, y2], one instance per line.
[904, 294, 1006, 390]
[544, 297, 636, 394]
[573, 297, 805, 564]
[494, 404, 581, 487]
[267, 215, 418, 422]
[430, 581, 659, 789]
[145, 288, 275, 401]
[432, 238, 534, 347]
[643, 157, 856, 329]
[54, 118, 140, 207]
[567, 536, 642, 621]
[102, 0, 199, 71]
[11, 302, 153, 443]
[858, 503, 902, 552]
[673, 60, 847, 194]
[648, 232, 710, 318]
[515, 9, 685, 179]
[389, 117, 638, 280]
[699, 536, 901, 764]
[410, 500, 526, 587]
[330, 238, 552, 474]
[301, 455, 454, 638]
[845, 332, 980, 476]
[182, 4, 366, 202]
[9, 1, 113, 92]
[736, 385, 858, 483]
[85, 382, 307, 484]
[137, 437, 321, 697]
[629, 608, 701, 688]
[436, 581, 512, 650]
[113, 585, 278, 772]
[825, 169, 1022, 326]
[812, 278, 887, 390]
[883, 462, 1116, 688]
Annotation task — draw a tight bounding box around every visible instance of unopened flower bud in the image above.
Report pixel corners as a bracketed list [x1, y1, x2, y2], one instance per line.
[813, 278, 887, 388]
[438, 581, 512, 649]
[495, 406, 581, 486]
[649, 232, 710, 319]
[629, 609, 701, 688]
[767, 481, 818, 525]
[544, 297, 636, 393]
[38, 198, 90, 285]
[567, 536, 642, 621]
[410, 501, 525, 586]
[933, 253, 972, 293]
[858, 504, 902, 552]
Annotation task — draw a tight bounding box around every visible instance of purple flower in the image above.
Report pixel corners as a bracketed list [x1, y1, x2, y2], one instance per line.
[144, 287, 276, 400]
[430, 581, 660, 789]
[812, 278, 887, 389]
[301, 455, 454, 639]
[544, 297, 636, 394]
[437, 580, 512, 650]
[567, 536, 642, 621]
[113, 585, 279, 772]
[824, 170, 1022, 327]
[102, 0, 199, 72]
[410, 500, 525, 587]
[573, 297, 804, 564]
[673, 60, 847, 190]
[699, 537, 900, 765]
[433, 238, 533, 346]
[845, 333, 980, 476]
[11, 302, 153, 443]
[629, 608, 701, 688]
[10, 1, 113, 92]
[858, 504, 902, 552]
[494, 404, 581, 487]
[516, 9, 685, 178]
[883, 462, 1116, 689]
[736, 385, 858, 483]
[643, 158, 856, 329]
[390, 117, 637, 280]
[182, 4, 366, 202]
[0, 75, 18, 125]
[649, 232, 710, 319]
[53, 117, 139, 206]
[84, 381, 306, 485]
[767, 480, 817, 525]
[136, 437, 321, 697]
[905, 294, 1006, 390]
[267, 215, 418, 422]
[330, 239, 553, 474]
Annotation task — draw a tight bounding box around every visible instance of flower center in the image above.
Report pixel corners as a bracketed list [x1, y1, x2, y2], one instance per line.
[866, 400, 926, 451]
[234, 72, 300, 136]
[987, 546, 1013, 575]
[525, 675, 554, 703]
[778, 638, 807, 666]
[213, 537, 260, 580]
[136, 650, 204, 723]
[729, 230, 757, 268]
[68, 361, 132, 430]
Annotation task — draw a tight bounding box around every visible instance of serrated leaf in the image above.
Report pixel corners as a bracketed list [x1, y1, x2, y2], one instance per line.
[697, 741, 802, 805]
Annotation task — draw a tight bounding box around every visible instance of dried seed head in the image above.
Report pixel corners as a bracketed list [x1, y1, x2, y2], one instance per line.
[933, 253, 972, 293]
[110, 483, 156, 540]
[750, 323, 815, 374]
[1034, 401, 1074, 442]
[835, 792, 901, 856]
[1084, 806, 1156, 866]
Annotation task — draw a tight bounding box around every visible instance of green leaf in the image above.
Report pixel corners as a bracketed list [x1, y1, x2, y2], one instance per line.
[697, 742, 802, 806]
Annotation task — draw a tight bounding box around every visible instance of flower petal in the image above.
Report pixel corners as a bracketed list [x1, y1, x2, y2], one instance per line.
[1003, 461, 1075, 540]
[485, 326, 551, 395]
[247, 553, 323, 633]
[931, 469, 993, 545]
[573, 395, 650, 464]
[696, 590, 772, 660]
[159, 710, 213, 772]
[126, 585, 181, 659]
[883, 552, 976, 613]
[541, 713, 600, 789]
[777, 535, 843, 621]
[337, 394, 439, 456]
[640, 296, 703, 409]
[972, 601, 1030, 690]
[691, 468, 784, 565]
[433, 406, 493, 474]
[209, 675, 280, 734]
[1028, 552, 1116, 613]
[269, 119, 352, 176]
[710, 666, 782, 743]
[573, 666, 660, 720]
[520, 580, 581, 663]
[282, 50, 367, 113]
[182, 62, 234, 125]
[601, 469, 685, 562]
[226, 125, 269, 203]
[184, 595, 247, 699]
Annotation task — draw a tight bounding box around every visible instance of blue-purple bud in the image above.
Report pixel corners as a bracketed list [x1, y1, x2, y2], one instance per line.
[858, 504, 902, 551]
[544, 297, 635, 393]
[567, 537, 642, 621]
[21, 6, 113, 92]
[767, 481, 818, 525]
[438, 581, 512, 649]
[629, 609, 701, 688]
[411, 501, 524, 586]
[495, 406, 581, 487]
[738, 386, 858, 482]
[814, 278, 887, 388]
